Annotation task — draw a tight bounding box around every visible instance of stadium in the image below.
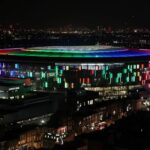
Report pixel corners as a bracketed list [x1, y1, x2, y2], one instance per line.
[0, 45, 150, 100]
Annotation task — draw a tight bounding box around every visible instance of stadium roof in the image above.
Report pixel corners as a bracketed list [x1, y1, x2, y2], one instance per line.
[0, 46, 150, 63]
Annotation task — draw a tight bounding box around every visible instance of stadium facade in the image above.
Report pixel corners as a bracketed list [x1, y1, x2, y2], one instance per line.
[0, 46, 150, 100]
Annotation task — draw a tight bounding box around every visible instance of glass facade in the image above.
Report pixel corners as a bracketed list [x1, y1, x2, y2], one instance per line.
[0, 62, 149, 91]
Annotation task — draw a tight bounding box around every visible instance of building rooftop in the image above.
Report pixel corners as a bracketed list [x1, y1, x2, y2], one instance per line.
[1, 46, 150, 62]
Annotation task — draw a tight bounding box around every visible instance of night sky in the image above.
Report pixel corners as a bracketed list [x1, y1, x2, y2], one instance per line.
[0, 0, 149, 27]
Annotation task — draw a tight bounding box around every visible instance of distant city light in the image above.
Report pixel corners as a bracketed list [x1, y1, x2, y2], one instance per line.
[41, 119, 45, 124]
